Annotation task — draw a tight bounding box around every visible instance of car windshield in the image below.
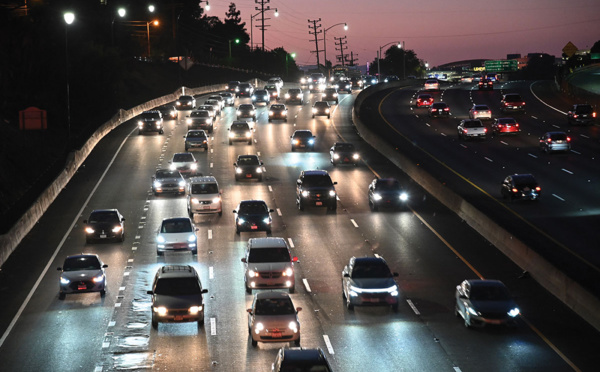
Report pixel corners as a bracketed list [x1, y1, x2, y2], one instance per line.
[239, 202, 268, 214]
[179, 96, 193, 101]
[141, 112, 160, 119]
[63, 256, 101, 271]
[505, 95, 522, 101]
[161, 219, 193, 233]
[289, 89, 301, 94]
[198, 106, 213, 111]
[254, 298, 295, 316]
[334, 144, 355, 152]
[255, 90, 267, 95]
[469, 284, 511, 301]
[89, 211, 119, 224]
[191, 183, 218, 194]
[248, 247, 290, 263]
[186, 131, 206, 138]
[464, 121, 482, 128]
[154, 278, 200, 295]
[314, 102, 328, 108]
[418, 95, 431, 100]
[575, 105, 593, 114]
[474, 105, 489, 110]
[156, 170, 179, 179]
[231, 123, 249, 131]
[432, 103, 446, 109]
[173, 153, 194, 162]
[351, 262, 393, 279]
[550, 133, 568, 140]
[271, 105, 285, 110]
[376, 180, 401, 191]
[498, 119, 516, 125]
[191, 111, 209, 118]
[239, 105, 253, 110]
[303, 175, 332, 187]
[237, 157, 260, 165]
[294, 131, 313, 138]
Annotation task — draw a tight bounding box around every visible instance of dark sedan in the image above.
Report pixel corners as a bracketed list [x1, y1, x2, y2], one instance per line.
[234, 154, 264, 181]
[329, 142, 359, 166]
[500, 174, 541, 201]
[368, 178, 408, 211]
[152, 169, 186, 195]
[83, 209, 125, 243]
[233, 200, 274, 234]
[455, 279, 519, 328]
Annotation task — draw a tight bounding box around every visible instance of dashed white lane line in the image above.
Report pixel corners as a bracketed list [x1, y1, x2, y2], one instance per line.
[210, 318, 216, 336]
[406, 299, 420, 315]
[484, 157, 493, 162]
[571, 150, 581, 155]
[210, 148, 214, 153]
[454, 367, 463, 372]
[553, 194, 566, 201]
[500, 141, 509, 145]
[552, 124, 561, 129]
[94, 366, 103, 372]
[257, 151, 261, 156]
[135, 235, 141, 240]
[115, 303, 121, 308]
[528, 153, 538, 158]
[441, 133, 447, 137]
[209, 266, 214, 279]
[561, 168, 573, 174]
[459, 144, 467, 149]
[268, 185, 273, 192]
[123, 271, 130, 276]
[288, 238, 295, 248]
[302, 279, 312, 293]
[108, 320, 116, 327]
[127, 259, 134, 263]
[210, 162, 214, 168]
[531, 116, 538, 119]
[277, 208, 282, 216]
[350, 219, 359, 228]
[323, 335, 335, 354]
[580, 134, 590, 139]
[208, 230, 213, 240]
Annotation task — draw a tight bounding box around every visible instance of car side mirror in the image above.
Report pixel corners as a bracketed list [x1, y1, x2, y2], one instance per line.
[247, 309, 253, 314]
[292, 256, 298, 262]
[195, 227, 199, 231]
[57, 267, 62, 271]
[183, 136, 186, 138]
[333, 181, 338, 185]
[343, 273, 350, 278]
[241, 258, 247, 263]
[393, 272, 399, 277]
[296, 307, 302, 313]
[121, 218, 125, 222]
[260, 162, 264, 165]
[233, 163, 237, 167]
[147, 290, 153, 295]
[201, 289, 208, 294]
[233, 210, 237, 214]
[103, 264, 108, 268]
[269, 209, 274, 213]
[296, 180, 302, 185]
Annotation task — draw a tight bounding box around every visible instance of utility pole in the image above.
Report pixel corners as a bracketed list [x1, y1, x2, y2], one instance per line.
[347, 51, 358, 67]
[334, 36, 348, 66]
[308, 18, 323, 68]
[255, 0, 274, 51]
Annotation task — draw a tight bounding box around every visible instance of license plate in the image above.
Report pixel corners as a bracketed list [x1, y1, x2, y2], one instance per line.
[315, 201, 323, 206]
[488, 319, 502, 324]
[524, 187, 530, 191]
[78, 284, 86, 290]
[344, 158, 349, 162]
[100, 234, 107, 238]
[174, 316, 183, 321]
[203, 206, 210, 209]
[251, 225, 258, 230]
[271, 331, 282, 338]
[367, 298, 379, 303]
[246, 174, 252, 178]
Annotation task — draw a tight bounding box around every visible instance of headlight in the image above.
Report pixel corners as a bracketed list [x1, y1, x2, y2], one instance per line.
[156, 235, 165, 243]
[373, 193, 382, 201]
[138, 121, 143, 126]
[250, 110, 255, 115]
[154, 306, 168, 316]
[85, 227, 95, 234]
[255, 322, 264, 333]
[178, 180, 186, 187]
[399, 192, 408, 201]
[285, 94, 290, 99]
[92, 274, 105, 283]
[269, 111, 274, 116]
[248, 269, 259, 277]
[169, 164, 176, 170]
[328, 190, 336, 197]
[229, 132, 235, 138]
[333, 93, 338, 97]
[293, 139, 299, 145]
[186, 118, 194, 125]
[176, 102, 181, 106]
[467, 307, 479, 316]
[333, 153, 340, 159]
[237, 217, 246, 225]
[60, 277, 70, 285]
[235, 167, 242, 174]
[189, 305, 202, 314]
[301, 190, 309, 197]
[263, 217, 271, 224]
[325, 109, 330, 113]
[256, 167, 262, 173]
[251, 96, 256, 100]
[112, 226, 122, 233]
[212, 196, 221, 204]
[352, 153, 359, 159]
[245, 131, 252, 138]
[190, 163, 197, 170]
[283, 268, 293, 276]
[508, 307, 520, 317]
[191, 198, 199, 204]
[308, 139, 314, 144]
[187, 234, 197, 242]
[236, 110, 241, 115]
[288, 321, 298, 333]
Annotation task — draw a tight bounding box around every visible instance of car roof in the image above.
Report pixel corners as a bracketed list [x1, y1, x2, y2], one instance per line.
[239, 104, 254, 108]
[293, 130, 313, 135]
[418, 94, 432, 98]
[248, 237, 288, 249]
[353, 256, 388, 266]
[161, 217, 192, 223]
[466, 279, 506, 288]
[301, 169, 329, 176]
[279, 348, 328, 365]
[156, 265, 197, 279]
[255, 291, 291, 300]
[188, 176, 217, 184]
[65, 253, 100, 260]
[509, 174, 537, 182]
[90, 209, 119, 214]
[186, 129, 207, 134]
[333, 142, 353, 146]
[496, 117, 516, 122]
[473, 104, 489, 109]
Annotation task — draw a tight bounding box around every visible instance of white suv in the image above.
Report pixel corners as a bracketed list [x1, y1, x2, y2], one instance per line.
[187, 176, 222, 217]
[241, 237, 298, 293]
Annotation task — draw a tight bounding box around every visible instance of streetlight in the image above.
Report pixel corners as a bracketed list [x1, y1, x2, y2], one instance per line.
[286, 52, 296, 78]
[229, 38, 240, 59]
[64, 12, 75, 145]
[377, 41, 401, 82]
[148, 5, 155, 13]
[111, 7, 126, 46]
[200, 1, 210, 11]
[251, 7, 278, 51]
[146, 20, 159, 58]
[323, 22, 347, 75]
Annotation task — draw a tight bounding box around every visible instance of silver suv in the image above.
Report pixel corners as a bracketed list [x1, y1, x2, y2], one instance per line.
[187, 176, 222, 217]
[241, 237, 298, 293]
[137, 110, 164, 135]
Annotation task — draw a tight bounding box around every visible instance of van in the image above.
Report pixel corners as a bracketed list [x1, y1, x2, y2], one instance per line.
[187, 176, 222, 217]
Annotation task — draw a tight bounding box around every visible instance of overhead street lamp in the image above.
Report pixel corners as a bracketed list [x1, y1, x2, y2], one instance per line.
[111, 7, 126, 46]
[64, 12, 75, 145]
[323, 22, 347, 75]
[377, 41, 401, 82]
[250, 8, 278, 51]
[146, 20, 159, 57]
[200, 1, 210, 11]
[229, 38, 240, 59]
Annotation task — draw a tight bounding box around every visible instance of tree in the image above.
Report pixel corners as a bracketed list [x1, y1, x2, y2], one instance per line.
[522, 53, 557, 80]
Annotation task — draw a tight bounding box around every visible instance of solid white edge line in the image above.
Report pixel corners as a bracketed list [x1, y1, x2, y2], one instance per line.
[529, 82, 567, 115]
[454, 367, 462, 372]
[302, 278, 311, 292]
[323, 335, 335, 354]
[210, 317, 217, 336]
[0, 126, 137, 349]
[552, 194, 566, 201]
[287, 238, 295, 248]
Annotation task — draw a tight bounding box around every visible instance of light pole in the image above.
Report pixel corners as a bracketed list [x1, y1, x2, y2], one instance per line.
[251, 7, 278, 51]
[286, 52, 296, 78]
[111, 7, 126, 46]
[229, 38, 240, 59]
[146, 20, 159, 58]
[401, 41, 406, 79]
[64, 12, 74, 145]
[377, 41, 401, 81]
[323, 22, 347, 75]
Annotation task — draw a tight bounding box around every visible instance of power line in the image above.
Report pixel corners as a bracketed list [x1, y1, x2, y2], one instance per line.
[308, 18, 323, 68]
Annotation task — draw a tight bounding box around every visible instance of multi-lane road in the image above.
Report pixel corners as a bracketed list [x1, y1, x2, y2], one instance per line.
[0, 82, 598, 371]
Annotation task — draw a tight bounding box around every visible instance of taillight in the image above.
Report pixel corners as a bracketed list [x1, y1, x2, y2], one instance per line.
[444, 108, 449, 111]
[566, 137, 571, 142]
[515, 123, 519, 127]
[573, 114, 578, 118]
[511, 188, 518, 193]
[547, 138, 552, 143]
[463, 129, 468, 134]
[593, 112, 597, 118]
[484, 128, 488, 133]
[474, 111, 478, 114]
[535, 186, 541, 192]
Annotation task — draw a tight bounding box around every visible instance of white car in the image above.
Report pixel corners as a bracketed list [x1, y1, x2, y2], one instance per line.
[219, 92, 236, 106]
[208, 95, 225, 110]
[268, 77, 284, 89]
[247, 292, 301, 347]
[187, 176, 222, 217]
[169, 152, 198, 177]
[57, 254, 108, 299]
[469, 104, 492, 120]
[424, 79, 439, 91]
[156, 217, 198, 256]
[242, 237, 298, 293]
[458, 119, 487, 140]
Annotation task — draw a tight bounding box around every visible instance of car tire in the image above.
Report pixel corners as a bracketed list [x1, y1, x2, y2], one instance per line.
[346, 299, 354, 310]
[289, 286, 295, 294]
[312, 115, 315, 118]
[251, 338, 258, 347]
[138, 130, 142, 135]
[218, 210, 223, 217]
[236, 227, 240, 235]
[268, 119, 271, 122]
[245, 286, 252, 294]
[266, 229, 272, 235]
[159, 129, 164, 135]
[298, 200, 304, 211]
[229, 140, 233, 145]
[291, 146, 295, 152]
[248, 140, 252, 145]
[86, 238, 91, 244]
[327, 115, 330, 119]
[119, 233, 125, 242]
[151, 317, 158, 330]
[191, 249, 197, 255]
[392, 303, 399, 312]
[294, 337, 301, 346]
[157, 250, 164, 256]
[258, 175, 263, 182]
[100, 289, 106, 297]
[59, 292, 65, 300]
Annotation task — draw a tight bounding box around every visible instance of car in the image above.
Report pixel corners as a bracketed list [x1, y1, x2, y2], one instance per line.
[460, 75, 473, 83]
[196, 104, 217, 120]
[500, 174, 541, 201]
[269, 104, 288, 122]
[169, 152, 198, 177]
[252, 89, 270, 105]
[187, 176, 222, 217]
[290, 130, 315, 151]
[176, 95, 196, 110]
[208, 94, 225, 110]
[500, 93, 526, 113]
[329, 142, 359, 166]
[367, 177, 408, 211]
[228, 121, 254, 145]
[539, 132, 571, 153]
[247, 292, 301, 347]
[478, 79, 493, 90]
[226, 80, 241, 94]
[337, 78, 352, 93]
[233, 200, 274, 234]
[218, 91, 236, 106]
[299, 75, 311, 88]
[350, 76, 363, 89]
[309, 73, 326, 92]
[183, 129, 209, 152]
[147, 265, 208, 329]
[236, 103, 256, 121]
[241, 237, 298, 293]
[156, 217, 198, 255]
[362, 75, 378, 87]
[152, 169, 186, 196]
[57, 254, 108, 300]
[185, 110, 213, 133]
[429, 102, 450, 117]
[271, 347, 333, 372]
[237, 82, 254, 97]
[567, 104, 596, 125]
[321, 87, 339, 104]
[157, 104, 178, 120]
[486, 72, 498, 82]
[83, 209, 125, 243]
[384, 75, 399, 83]
[204, 99, 221, 115]
[312, 101, 331, 118]
[415, 94, 433, 108]
[285, 88, 304, 104]
[296, 170, 337, 211]
[455, 279, 519, 328]
[267, 76, 284, 89]
[234, 154, 264, 181]
[491, 118, 520, 136]
[264, 84, 280, 100]
[341, 256, 400, 311]
[137, 110, 164, 135]
[424, 79, 439, 91]
[458, 119, 487, 140]
[469, 104, 492, 120]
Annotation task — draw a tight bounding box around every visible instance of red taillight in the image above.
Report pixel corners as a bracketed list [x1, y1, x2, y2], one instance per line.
[463, 129, 468, 134]
[547, 138, 552, 143]
[474, 111, 478, 114]
[444, 108, 449, 111]
[535, 186, 541, 192]
[511, 188, 518, 193]
[484, 128, 488, 132]
[515, 123, 519, 127]
[593, 112, 597, 118]
[573, 114, 578, 118]
[567, 137, 571, 142]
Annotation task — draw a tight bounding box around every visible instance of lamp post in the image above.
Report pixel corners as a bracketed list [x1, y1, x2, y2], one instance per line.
[286, 52, 296, 78]
[377, 41, 401, 82]
[323, 22, 347, 75]
[251, 8, 278, 51]
[111, 7, 126, 46]
[64, 12, 74, 145]
[228, 38, 240, 59]
[146, 20, 159, 58]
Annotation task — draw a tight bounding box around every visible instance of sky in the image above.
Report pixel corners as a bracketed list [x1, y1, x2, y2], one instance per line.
[207, 0, 600, 67]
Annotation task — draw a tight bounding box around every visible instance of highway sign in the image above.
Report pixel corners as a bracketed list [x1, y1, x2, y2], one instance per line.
[485, 60, 518, 72]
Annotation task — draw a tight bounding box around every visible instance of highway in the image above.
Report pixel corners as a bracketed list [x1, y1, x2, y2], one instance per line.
[0, 83, 598, 371]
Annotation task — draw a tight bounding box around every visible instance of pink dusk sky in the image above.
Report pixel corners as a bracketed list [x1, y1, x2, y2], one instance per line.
[207, 0, 600, 67]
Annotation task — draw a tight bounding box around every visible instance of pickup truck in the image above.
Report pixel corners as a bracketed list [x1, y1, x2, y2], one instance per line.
[458, 119, 487, 140]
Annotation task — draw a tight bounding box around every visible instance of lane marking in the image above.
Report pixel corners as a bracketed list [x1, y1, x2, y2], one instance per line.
[528, 153, 538, 158]
[580, 134, 590, 139]
[350, 219, 359, 228]
[323, 335, 335, 354]
[484, 157, 493, 162]
[210, 162, 213, 168]
[406, 299, 420, 315]
[208, 230, 213, 240]
[454, 368, 463, 372]
[561, 168, 573, 175]
[500, 141, 509, 145]
[531, 116, 538, 119]
[210, 318, 216, 336]
[94, 366, 103, 372]
[268, 185, 273, 192]
[108, 320, 116, 327]
[571, 150, 581, 155]
[552, 194, 566, 201]
[302, 279, 312, 293]
[209, 266, 214, 279]
[276, 208, 282, 216]
[115, 303, 121, 308]
[552, 124, 561, 129]
[529, 82, 567, 115]
[288, 238, 295, 248]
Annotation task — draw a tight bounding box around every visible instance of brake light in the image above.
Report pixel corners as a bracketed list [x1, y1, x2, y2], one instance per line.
[484, 128, 488, 133]
[566, 136, 571, 142]
[535, 186, 541, 191]
[593, 112, 597, 118]
[511, 188, 518, 193]
[444, 108, 449, 111]
[515, 123, 519, 127]
[547, 138, 552, 143]
[573, 114, 578, 118]
[463, 129, 468, 134]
